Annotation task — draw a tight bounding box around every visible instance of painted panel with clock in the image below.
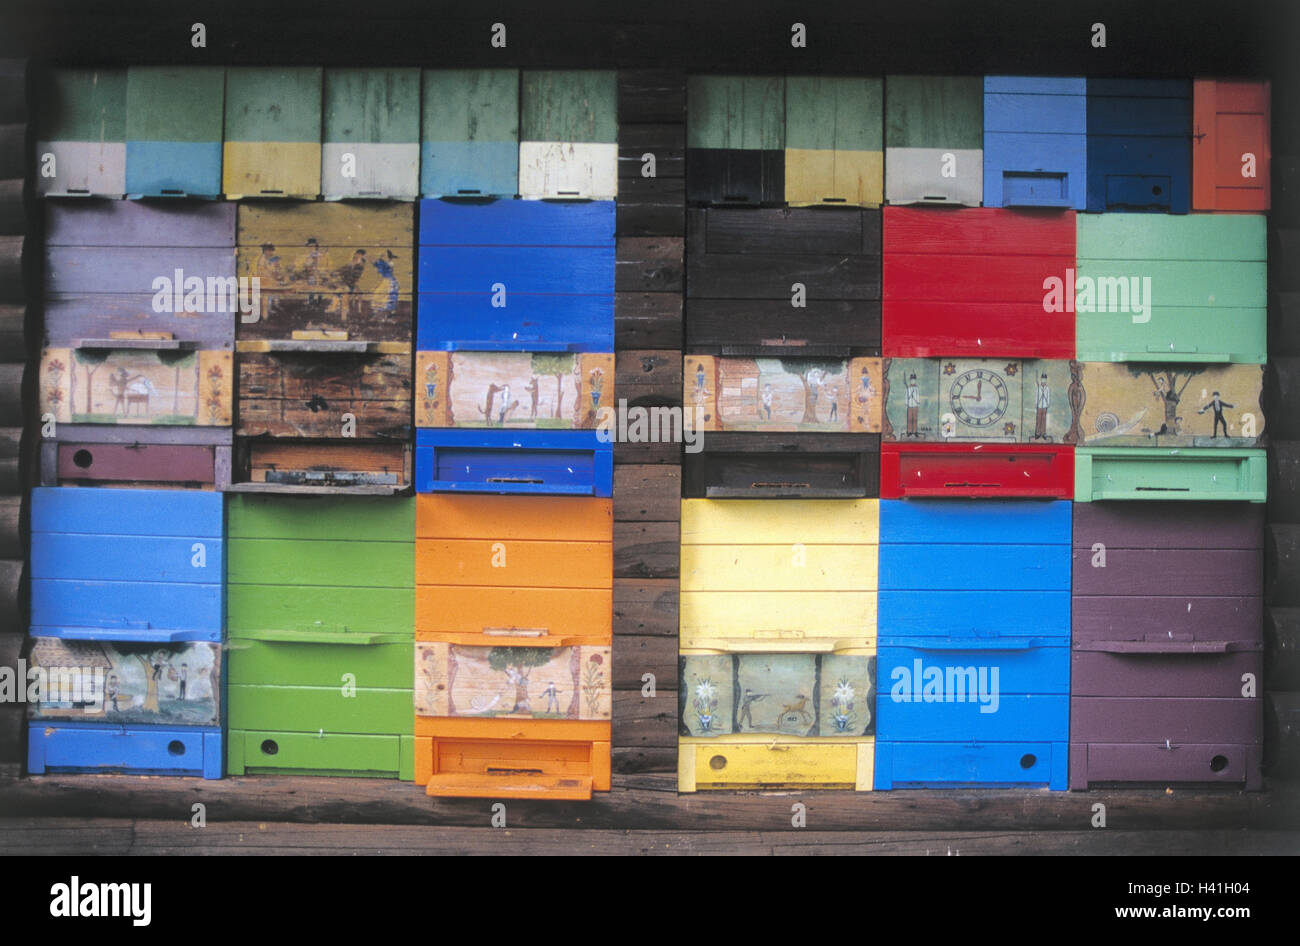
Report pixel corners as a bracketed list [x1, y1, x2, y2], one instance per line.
[882, 358, 1074, 443]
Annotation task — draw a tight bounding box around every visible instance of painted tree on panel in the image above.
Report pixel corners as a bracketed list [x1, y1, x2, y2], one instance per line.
[531, 352, 571, 419]
[1126, 365, 1205, 437]
[778, 359, 845, 424]
[487, 647, 555, 714]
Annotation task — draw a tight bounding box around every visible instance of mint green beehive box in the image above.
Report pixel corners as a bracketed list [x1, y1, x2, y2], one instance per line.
[1075, 215, 1267, 364]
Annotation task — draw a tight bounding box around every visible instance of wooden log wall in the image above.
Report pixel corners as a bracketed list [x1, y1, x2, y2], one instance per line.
[0, 59, 28, 776]
[1266, 93, 1300, 782]
[611, 70, 684, 774]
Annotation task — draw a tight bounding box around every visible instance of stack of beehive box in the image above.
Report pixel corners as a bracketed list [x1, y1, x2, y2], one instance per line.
[31, 67, 233, 775]
[412, 71, 617, 799]
[678, 76, 882, 791]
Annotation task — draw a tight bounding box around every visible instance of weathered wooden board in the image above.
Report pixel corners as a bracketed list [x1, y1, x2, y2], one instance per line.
[984, 75, 1086, 209]
[26, 638, 221, 725]
[1076, 362, 1264, 446]
[1193, 79, 1270, 212]
[29, 724, 223, 778]
[223, 66, 323, 199]
[41, 348, 232, 426]
[616, 291, 682, 350]
[125, 66, 224, 198]
[882, 358, 1072, 443]
[415, 643, 612, 720]
[785, 76, 883, 206]
[236, 202, 414, 343]
[614, 579, 678, 638]
[1075, 214, 1267, 363]
[44, 201, 238, 345]
[36, 68, 126, 197]
[1086, 79, 1190, 213]
[882, 207, 1076, 359]
[421, 69, 519, 198]
[884, 75, 983, 205]
[237, 351, 411, 439]
[415, 350, 612, 429]
[322, 68, 420, 200]
[687, 75, 784, 205]
[686, 354, 879, 432]
[1072, 651, 1261, 698]
[680, 654, 875, 738]
[519, 71, 617, 199]
[619, 69, 685, 124]
[616, 176, 686, 237]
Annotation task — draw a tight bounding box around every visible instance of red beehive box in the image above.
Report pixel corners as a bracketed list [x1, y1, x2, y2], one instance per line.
[882, 207, 1076, 359]
[1192, 79, 1270, 213]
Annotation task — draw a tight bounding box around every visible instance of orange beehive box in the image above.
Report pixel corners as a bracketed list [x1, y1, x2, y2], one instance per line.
[415, 495, 612, 646]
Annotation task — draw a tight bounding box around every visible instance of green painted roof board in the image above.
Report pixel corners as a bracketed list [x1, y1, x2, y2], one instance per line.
[422, 68, 519, 144]
[520, 70, 617, 143]
[885, 75, 983, 149]
[786, 76, 882, 152]
[324, 67, 420, 144]
[126, 66, 224, 143]
[224, 66, 323, 143]
[687, 75, 784, 151]
[40, 68, 126, 140]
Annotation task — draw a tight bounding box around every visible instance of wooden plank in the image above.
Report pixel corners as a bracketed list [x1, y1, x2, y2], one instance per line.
[2, 820, 1298, 856]
[619, 124, 684, 179]
[699, 206, 875, 255]
[237, 352, 412, 440]
[615, 520, 679, 579]
[613, 464, 681, 522]
[1, 773, 1297, 832]
[613, 633, 677, 690]
[615, 237, 683, 292]
[615, 291, 682, 350]
[615, 349, 682, 408]
[618, 70, 685, 124]
[612, 689, 677, 748]
[1072, 501, 1264, 549]
[616, 177, 685, 236]
[1269, 524, 1300, 606]
[613, 579, 679, 638]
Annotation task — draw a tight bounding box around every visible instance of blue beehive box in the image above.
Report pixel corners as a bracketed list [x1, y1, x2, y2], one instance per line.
[415, 429, 613, 497]
[417, 198, 615, 352]
[875, 499, 1071, 789]
[984, 77, 1086, 209]
[1086, 79, 1191, 214]
[27, 487, 225, 778]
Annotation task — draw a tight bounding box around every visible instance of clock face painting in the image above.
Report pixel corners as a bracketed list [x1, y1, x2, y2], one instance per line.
[949, 368, 1009, 426]
[882, 357, 1073, 442]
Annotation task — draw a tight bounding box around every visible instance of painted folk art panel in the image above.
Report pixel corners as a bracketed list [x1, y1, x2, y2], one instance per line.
[1076, 362, 1264, 447]
[415, 643, 611, 721]
[680, 654, 876, 738]
[236, 203, 414, 344]
[41, 348, 233, 426]
[882, 358, 1073, 443]
[416, 351, 614, 429]
[686, 355, 881, 432]
[27, 638, 221, 727]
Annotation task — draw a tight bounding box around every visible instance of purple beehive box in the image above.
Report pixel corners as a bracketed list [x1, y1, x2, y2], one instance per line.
[1070, 502, 1263, 790]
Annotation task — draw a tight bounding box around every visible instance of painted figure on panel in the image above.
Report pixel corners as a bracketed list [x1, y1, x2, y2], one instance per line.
[1198, 392, 1234, 438]
[1032, 372, 1052, 441]
[40, 348, 232, 427]
[416, 645, 611, 721]
[905, 373, 920, 436]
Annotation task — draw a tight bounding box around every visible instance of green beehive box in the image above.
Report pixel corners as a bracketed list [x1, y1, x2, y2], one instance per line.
[322, 67, 420, 200]
[1074, 447, 1267, 502]
[225, 495, 415, 778]
[785, 76, 883, 206]
[1075, 215, 1267, 364]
